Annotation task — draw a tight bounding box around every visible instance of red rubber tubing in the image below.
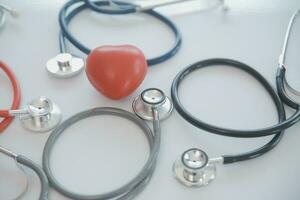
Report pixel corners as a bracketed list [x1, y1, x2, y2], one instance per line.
[0, 60, 21, 133]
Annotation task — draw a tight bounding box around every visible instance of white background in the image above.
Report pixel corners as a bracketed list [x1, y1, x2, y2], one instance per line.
[1, 0, 300, 199]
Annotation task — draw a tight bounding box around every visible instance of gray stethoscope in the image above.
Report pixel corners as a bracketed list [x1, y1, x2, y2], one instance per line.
[41, 88, 173, 200]
[0, 3, 18, 28]
[172, 9, 300, 188]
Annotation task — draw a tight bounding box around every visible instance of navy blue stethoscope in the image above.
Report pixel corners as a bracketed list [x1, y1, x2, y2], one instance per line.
[47, 0, 226, 78]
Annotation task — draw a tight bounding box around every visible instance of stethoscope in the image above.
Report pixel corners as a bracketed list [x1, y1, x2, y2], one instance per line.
[46, 0, 226, 78]
[42, 88, 173, 200]
[0, 65, 60, 200]
[0, 6, 62, 133]
[171, 9, 300, 187]
[0, 62, 61, 134]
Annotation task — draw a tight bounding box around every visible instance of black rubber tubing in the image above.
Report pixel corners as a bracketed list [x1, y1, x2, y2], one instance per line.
[276, 67, 300, 109]
[43, 107, 160, 200]
[171, 58, 289, 164]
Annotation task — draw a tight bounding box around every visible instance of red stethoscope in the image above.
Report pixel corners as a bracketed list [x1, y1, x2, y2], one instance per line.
[0, 60, 21, 133]
[0, 61, 61, 133]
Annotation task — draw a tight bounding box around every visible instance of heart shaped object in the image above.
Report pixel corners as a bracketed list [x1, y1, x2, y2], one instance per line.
[86, 45, 148, 100]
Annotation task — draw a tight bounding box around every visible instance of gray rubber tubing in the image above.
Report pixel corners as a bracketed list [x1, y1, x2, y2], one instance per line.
[43, 107, 161, 200]
[16, 155, 49, 200]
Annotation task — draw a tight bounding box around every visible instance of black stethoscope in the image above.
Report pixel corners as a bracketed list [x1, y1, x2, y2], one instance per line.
[171, 9, 300, 187]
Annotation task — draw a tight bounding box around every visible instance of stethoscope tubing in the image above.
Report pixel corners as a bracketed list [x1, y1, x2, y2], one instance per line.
[276, 9, 300, 109]
[43, 107, 160, 200]
[0, 146, 49, 200]
[171, 58, 287, 164]
[0, 61, 21, 133]
[171, 58, 299, 138]
[83, 0, 137, 14]
[58, 0, 182, 66]
[16, 155, 49, 200]
[276, 67, 299, 109]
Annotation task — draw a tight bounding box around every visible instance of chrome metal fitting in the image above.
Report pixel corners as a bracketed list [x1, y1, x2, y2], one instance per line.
[46, 53, 84, 78]
[173, 148, 223, 187]
[9, 97, 62, 132]
[132, 88, 173, 121]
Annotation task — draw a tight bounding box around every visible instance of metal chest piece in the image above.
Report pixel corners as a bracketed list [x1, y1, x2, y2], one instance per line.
[132, 88, 173, 120]
[46, 53, 84, 78]
[173, 148, 218, 187]
[10, 97, 62, 132]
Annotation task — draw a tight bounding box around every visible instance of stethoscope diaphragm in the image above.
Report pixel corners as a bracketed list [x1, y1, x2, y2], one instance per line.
[133, 88, 173, 121]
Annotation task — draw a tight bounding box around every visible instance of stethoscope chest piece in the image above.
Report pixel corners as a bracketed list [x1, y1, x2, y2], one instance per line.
[133, 88, 173, 120]
[11, 97, 62, 132]
[46, 53, 84, 78]
[173, 148, 218, 187]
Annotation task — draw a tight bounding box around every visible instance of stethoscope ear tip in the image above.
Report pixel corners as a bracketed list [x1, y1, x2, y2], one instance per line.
[132, 88, 173, 121]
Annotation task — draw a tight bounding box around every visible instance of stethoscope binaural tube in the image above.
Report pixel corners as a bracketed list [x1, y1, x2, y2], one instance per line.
[0, 146, 49, 200]
[171, 58, 287, 164]
[172, 58, 296, 138]
[276, 9, 300, 109]
[276, 67, 299, 109]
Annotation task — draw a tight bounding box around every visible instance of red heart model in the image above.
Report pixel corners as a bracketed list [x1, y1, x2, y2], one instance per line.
[86, 45, 148, 100]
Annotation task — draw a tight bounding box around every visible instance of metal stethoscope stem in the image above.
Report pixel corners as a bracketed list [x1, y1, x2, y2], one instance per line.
[0, 146, 49, 200]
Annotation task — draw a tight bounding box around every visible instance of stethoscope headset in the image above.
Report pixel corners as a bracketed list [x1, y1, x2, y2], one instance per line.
[171, 9, 300, 187]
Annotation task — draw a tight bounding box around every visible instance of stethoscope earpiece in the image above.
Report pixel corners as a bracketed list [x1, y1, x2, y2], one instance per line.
[173, 148, 223, 187]
[9, 97, 62, 132]
[46, 53, 85, 78]
[132, 88, 173, 121]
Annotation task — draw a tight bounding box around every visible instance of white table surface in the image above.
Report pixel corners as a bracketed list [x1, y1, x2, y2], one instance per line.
[1, 0, 300, 199]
